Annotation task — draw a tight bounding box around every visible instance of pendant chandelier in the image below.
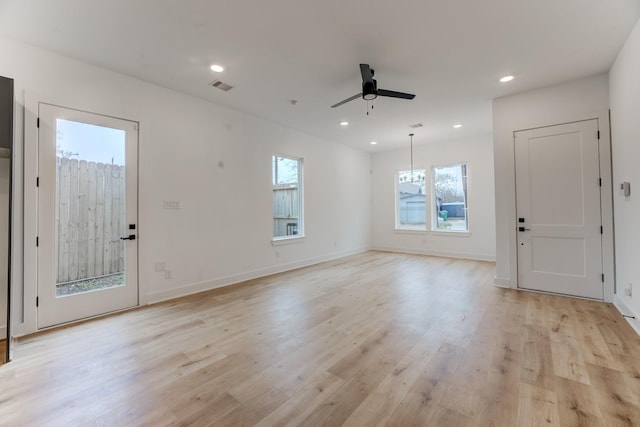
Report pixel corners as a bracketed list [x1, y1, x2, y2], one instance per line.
[409, 133, 415, 183]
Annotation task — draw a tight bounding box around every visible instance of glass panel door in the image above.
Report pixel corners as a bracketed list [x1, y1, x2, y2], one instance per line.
[37, 103, 138, 328]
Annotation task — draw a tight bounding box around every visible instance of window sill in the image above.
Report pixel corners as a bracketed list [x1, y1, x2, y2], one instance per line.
[430, 230, 471, 237]
[394, 228, 427, 234]
[271, 236, 306, 246]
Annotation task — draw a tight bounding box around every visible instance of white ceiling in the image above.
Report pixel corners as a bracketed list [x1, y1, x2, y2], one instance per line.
[0, 0, 638, 151]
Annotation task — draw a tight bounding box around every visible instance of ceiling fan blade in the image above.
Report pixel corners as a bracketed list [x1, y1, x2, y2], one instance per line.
[377, 89, 416, 100]
[359, 64, 373, 84]
[330, 93, 362, 108]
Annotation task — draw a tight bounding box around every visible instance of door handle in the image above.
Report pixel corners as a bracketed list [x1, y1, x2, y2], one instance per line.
[120, 235, 136, 240]
[518, 227, 531, 232]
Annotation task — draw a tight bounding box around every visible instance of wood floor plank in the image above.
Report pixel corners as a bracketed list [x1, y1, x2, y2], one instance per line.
[585, 363, 640, 426]
[384, 342, 463, 426]
[576, 320, 621, 371]
[547, 303, 591, 385]
[253, 371, 345, 427]
[521, 324, 556, 391]
[516, 382, 560, 427]
[341, 333, 438, 427]
[1, 251, 640, 426]
[555, 376, 604, 426]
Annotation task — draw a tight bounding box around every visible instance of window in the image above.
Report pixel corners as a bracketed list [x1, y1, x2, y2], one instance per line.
[272, 155, 303, 239]
[432, 163, 468, 232]
[396, 169, 426, 230]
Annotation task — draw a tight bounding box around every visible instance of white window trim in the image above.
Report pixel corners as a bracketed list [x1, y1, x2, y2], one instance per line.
[430, 230, 472, 237]
[393, 228, 427, 235]
[271, 236, 307, 245]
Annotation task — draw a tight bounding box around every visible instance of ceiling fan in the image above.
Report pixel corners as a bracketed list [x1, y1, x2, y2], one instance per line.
[331, 64, 416, 108]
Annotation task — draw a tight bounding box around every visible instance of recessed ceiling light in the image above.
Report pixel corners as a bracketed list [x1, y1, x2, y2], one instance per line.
[453, 124, 463, 128]
[370, 141, 377, 145]
[499, 75, 514, 83]
[340, 121, 349, 126]
[210, 64, 224, 73]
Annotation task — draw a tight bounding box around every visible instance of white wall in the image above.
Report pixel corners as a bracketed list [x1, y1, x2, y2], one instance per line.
[0, 36, 372, 335]
[610, 18, 640, 329]
[371, 135, 496, 261]
[492, 74, 613, 299]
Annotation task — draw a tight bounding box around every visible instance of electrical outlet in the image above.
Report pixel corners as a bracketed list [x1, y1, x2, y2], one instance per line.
[164, 270, 172, 279]
[163, 200, 180, 209]
[155, 262, 165, 272]
[625, 283, 633, 297]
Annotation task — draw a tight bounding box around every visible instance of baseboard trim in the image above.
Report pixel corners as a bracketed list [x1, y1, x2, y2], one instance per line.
[494, 276, 512, 288]
[372, 245, 496, 262]
[0, 325, 5, 338]
[144, 247, 370, 305]
[613, 295, 640, 337]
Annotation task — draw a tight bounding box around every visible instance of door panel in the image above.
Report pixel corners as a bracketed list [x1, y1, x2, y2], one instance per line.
[37, 103, 138, 328]
[515, 120, 603, 299]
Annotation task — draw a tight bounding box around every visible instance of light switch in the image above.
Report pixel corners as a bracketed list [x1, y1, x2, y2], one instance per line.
[621, 182, 631, 197]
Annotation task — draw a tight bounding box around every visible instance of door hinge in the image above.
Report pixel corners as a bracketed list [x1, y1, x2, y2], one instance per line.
[36, 236, 39, 247]
[599, 178, 602, 187]
[602, 273, 605, 282]
[600, 226, 603, 234]
[597, 130, 600, 139]
[36, 176, 39, 187]
[37, 117, 40, 128]
[36, 296, 39, 307]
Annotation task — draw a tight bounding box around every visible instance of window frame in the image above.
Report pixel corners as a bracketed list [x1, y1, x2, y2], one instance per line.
[431, 162, 470, 234]
[272, 154, 304, 242]
[394, 167, 428, 232]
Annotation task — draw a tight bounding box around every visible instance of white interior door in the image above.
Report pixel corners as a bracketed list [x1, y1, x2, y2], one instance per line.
[37, 103, 138, 328]
[515, 120, 603, 300]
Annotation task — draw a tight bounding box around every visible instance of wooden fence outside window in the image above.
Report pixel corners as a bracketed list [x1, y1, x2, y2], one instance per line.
[56, 157, 125, 284]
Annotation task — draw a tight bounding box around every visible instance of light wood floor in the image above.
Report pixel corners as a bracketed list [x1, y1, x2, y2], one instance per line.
[1, 251, 640, 426]
[0, 339, 5, 365]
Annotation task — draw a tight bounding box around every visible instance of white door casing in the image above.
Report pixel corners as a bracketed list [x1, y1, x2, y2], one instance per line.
[515, 120, 603, 300]
[37, 103, 138, 328]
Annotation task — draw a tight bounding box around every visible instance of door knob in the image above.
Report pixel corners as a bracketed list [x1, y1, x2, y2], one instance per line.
[518, 227, 531, 232]
[120, 235, 136, 240]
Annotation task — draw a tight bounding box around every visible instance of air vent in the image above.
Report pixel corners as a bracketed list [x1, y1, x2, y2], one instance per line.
[409, 123, 423, 129]
[209, 80, 233, 92]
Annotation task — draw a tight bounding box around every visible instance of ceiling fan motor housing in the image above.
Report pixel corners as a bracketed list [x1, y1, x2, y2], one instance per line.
[363, 79, 378, 100]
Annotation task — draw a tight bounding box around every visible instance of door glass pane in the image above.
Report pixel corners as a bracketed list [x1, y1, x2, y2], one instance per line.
[55, 119, 126, 297]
